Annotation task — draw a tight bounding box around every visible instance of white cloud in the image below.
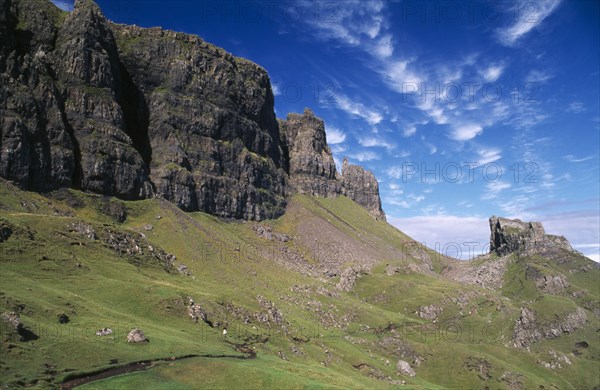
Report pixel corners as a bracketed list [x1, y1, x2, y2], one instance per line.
[385, 193, 425, 209]
[372, 34, 394, 59]
[586, 254, 600, 263]
[394, 150, 411, 158]
[480, 64, 505, 82]
[358, 136, 395, 150]
[526, 70, 553, 84]
[449, 124, 483, 141]
[564, 154, 594, 163]
[499, 195, 537, 220]
[380, 60, 424, 93]
[566, 101, 586, 113]
[326, 126, 346, 144]
[425, 142, 437, 155]
[271, 83, 281, 96]
[331, 144, 347, 154]
[495, 0, 562, 46]
[476, 147, 502, 166]
[388, 215, 490, 260]
[482, 181, 511, 200]
[386, 166, 407, 180]
[402, 125, 416, 137]
[542, 211, 600, 262]
[334, 94, 383, 125]
[350, 151, 380, 162]
[297, 0, 387, 49]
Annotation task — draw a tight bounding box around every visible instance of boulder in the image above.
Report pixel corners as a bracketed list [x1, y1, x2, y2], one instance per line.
[127, 328, 147, 343]
[396, 360, 416, 377]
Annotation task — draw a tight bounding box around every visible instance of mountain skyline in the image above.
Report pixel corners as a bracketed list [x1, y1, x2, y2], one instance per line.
[52, 0, 600, 261]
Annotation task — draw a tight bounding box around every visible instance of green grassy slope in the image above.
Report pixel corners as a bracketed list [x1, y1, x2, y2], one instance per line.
[1, 181, 598, 389]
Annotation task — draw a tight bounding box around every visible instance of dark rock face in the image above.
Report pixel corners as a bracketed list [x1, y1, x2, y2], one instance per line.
[281, 109, 341, 197]
[111, 23, 288, 219]
[0, 0, 385, 221]
[489, 216, 574, 256]
[341, 158, 386, 221]
[281, 110, 386, 220]
[0, 0, 151, 198]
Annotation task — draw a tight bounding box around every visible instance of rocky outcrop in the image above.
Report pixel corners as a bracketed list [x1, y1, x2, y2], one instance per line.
[188, 304, 208, 324]
[512, 307, 543, 348]
[489, 216, 574, 256]
[280, 110, 385, 219]
[526, 266, 570, 294]
[281, 109, 341, 197]
[336, 267, 369, 292]
[0, 0, 386, 221]
[341, 158, 386, 221]
[416, 304, 443, 321]
[512, 306, 587, 348]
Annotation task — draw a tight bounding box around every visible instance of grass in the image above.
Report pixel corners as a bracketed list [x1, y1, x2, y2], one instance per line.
[1, 182, 598, 389]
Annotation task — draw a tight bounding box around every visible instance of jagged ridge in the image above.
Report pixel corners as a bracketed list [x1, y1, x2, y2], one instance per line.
[0, 0, 385, 221]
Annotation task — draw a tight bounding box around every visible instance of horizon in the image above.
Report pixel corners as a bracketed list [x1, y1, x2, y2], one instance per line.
[52, 0, 600, 261]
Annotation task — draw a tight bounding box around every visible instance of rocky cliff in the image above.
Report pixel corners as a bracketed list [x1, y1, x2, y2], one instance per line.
[280, 109, 341, 198]
[0, 0, 385, 221]
[489, 216, 574, 256]
[341, 158, 386, 220]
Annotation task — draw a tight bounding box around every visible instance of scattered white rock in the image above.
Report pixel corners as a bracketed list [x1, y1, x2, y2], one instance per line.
[396, 360, 416, 377]
[96, 327, 113, 336]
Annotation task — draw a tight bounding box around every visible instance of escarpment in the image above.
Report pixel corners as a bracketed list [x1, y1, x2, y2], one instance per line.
[0, 0, 385, 220]
[489, 216, 575, 257]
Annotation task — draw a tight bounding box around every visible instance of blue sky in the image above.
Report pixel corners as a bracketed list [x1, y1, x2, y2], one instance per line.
[54, 0, 599, 261]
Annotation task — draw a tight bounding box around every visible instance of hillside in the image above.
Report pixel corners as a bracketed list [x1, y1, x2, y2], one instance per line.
[1, 180, 599, 389]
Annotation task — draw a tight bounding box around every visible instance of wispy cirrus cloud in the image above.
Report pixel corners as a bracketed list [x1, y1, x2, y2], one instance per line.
[449, 124, 483, 141]
[296, 0, 388, 56]
[495, 0, 562, 46]
[333, 94, 383, 125]
[482, 181, 511, 200]
[564, 154, 594, 163]
[475, 147, 502, 166]
[566, 101, 586, 114]
[271, 83, 281, 96]
[480, 64, 505, 82]
[526, 69, 554, 84]
[358, 135, 395, 151]
[402, 125, 416, 137]
[326, 126, 347, 144]
[349, 151, 380, 162]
